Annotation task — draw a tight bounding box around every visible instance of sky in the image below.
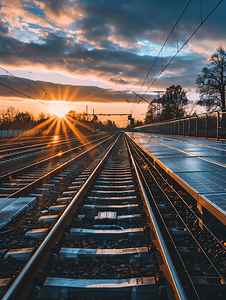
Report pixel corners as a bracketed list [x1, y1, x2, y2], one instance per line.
[0, 0, 225, 125]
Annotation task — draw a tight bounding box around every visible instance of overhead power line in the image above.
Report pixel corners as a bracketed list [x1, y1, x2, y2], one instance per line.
[0, 67, 49, 106]
[0, 66, 43, 97]
[143, 0, 223, 96]
[0, 81, 38, 101]
[137, 0, 223, 100]
[138, 0, 192, 95]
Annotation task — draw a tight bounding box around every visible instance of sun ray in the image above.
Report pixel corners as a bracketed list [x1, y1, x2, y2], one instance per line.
[47, 101, 70, 118]
[43, 116, 58, 136]
[63, 116, 89, 144]
[3, 115, 56, 142]
[66, 115, 93, 131]
[67, 86, 81, 102]
[28, 115, 56, 134]
[57, 85, 62, 102]
[62, 85, 70, 102]
[54, 118, 62, 137]
[42, 81, 55, 101]
[63, 116, 98, 161]
[61, 118, 71, 148]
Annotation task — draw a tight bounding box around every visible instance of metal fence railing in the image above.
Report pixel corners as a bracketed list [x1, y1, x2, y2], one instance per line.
[133, 110, 226, 140]
[0, 129, 42, 138]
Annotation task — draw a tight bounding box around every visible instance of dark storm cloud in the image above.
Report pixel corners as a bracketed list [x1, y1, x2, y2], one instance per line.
[0, 0, 225, 100]
[0, 26, 213, 95]
[0, 74, 153, 103]
[89, 0, 225, 52]
[72, 0, 223, 48]
[0, 20, 8, 34]
[42, 0, 68, 15]
[0, 30, 149, 80]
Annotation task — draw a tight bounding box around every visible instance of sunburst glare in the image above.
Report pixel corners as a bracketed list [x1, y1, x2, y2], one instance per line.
[48, 101, 70, 118]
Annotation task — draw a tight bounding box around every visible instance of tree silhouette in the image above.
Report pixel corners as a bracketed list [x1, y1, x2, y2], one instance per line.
[196, 46, 226, 110]
[159, 85, 188, 121]
[145, 85, 188, 123]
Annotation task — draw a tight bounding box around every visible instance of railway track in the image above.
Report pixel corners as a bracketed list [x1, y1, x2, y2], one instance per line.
[0, 133, 225, 300]
[0, 133, 106, 173]
[0, 134, 112, 183]
[0, 133, 180, 300]
[0, 134, 115, 227]
[0, 136, 59, 150]
[126, 134, 226, 300]
[0, 133, 105, 155]
[0, 134, 90, 150]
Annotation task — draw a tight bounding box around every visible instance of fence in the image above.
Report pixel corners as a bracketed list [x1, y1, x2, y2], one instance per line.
[0, 129, 42, 138]
[134, 110, 226, 140]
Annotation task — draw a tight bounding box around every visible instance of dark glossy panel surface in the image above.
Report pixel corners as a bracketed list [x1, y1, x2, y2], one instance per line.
[153, 154, 192, 159]
[127, 132, 226, 222]
[200, 193, 226, 212]
[203, 156, 226, 164]
[176, 172, 226, 194]
[160, 157, 225, 172]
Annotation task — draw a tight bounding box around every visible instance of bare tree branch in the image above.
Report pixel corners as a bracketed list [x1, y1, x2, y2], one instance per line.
[196, 46, 226, 109]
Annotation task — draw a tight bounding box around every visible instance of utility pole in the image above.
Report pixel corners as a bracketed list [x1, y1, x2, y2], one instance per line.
[153, 91, 164, 120]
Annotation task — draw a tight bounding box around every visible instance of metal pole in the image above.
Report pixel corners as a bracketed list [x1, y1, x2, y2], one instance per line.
[183, 119, 185, 136]
[217, 111, 220, 140]
[196, 115, 198, 138]
[205, 113, 208, 139]
[189, 117, 191, 137]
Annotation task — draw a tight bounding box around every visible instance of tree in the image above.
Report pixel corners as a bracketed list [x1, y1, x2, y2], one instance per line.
[196, 46, 226, 110]
[38, 112, 46, 121]
[104, 120, 117, 131]
[145, 85, 188, 123]
[15, 112, 33, 123]
[134, 120, 143, 127]
[144, 105, 158, 124]
[5, 107, 17, 122]
[159, 85, 188, 120]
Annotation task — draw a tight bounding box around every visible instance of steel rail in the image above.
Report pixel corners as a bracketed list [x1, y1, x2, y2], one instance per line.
[128, 135, 226, 291]
[2, 133, 121, 300]
[125, 134, 187, 300]
[0, 133, 104, 155]
[0, 134, 112, 183]
[0, 134, 75, 150]
[0, 134, 108, 161]
[127, 135, 201, 299]
[0, 134, 71, 151]
[126, 133, 226, 226]
[4, 134, 116, 199]
[129, 135, 226, 252]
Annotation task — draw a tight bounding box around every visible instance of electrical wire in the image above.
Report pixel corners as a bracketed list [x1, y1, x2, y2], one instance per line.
[141, 0, 223, 97]
[0, 69, 49, 106]
[138, 0, 192, 95]
[0, 66, 43, 96]
[0, 81, 37, 100]
[0, 1, 223, 117]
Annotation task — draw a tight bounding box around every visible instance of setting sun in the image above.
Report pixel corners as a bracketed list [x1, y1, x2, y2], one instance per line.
[48, 101, 70, 118]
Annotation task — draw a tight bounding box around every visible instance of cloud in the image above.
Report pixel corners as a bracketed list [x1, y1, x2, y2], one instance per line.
[0, 20, 9, 34]
[0, 0, 225, 98]
[37, 0, 83, 27]
[0, 27, 216, 95]
[0, 75, 153, 103]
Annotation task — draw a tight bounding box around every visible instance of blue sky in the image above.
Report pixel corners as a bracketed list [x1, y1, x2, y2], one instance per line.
[0, 0, 225, 123]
